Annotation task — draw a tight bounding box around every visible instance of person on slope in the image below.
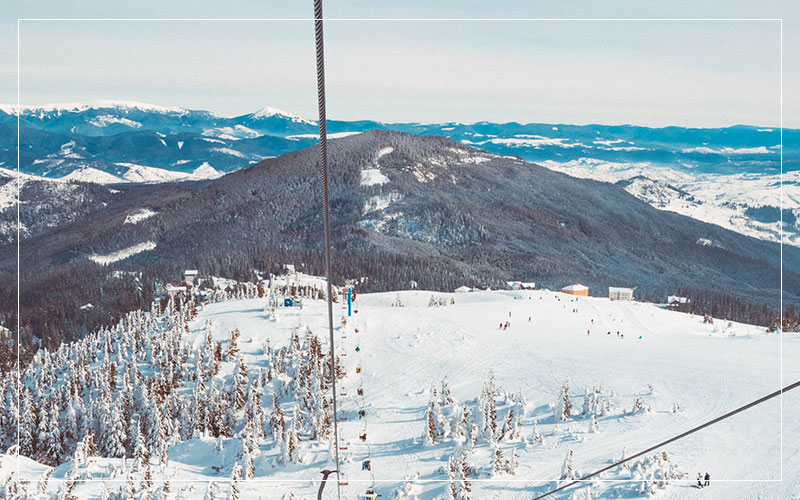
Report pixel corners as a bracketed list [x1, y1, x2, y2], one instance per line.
[704, 472, 710, 487]
[697, 473, 703, 488]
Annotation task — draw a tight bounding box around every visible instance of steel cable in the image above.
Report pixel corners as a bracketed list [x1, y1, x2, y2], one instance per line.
[532, 379, 800, 499]
[313, 1, 342, 498]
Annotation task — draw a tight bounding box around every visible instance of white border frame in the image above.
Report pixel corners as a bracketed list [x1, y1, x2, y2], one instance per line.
[13, 16, 785, 491]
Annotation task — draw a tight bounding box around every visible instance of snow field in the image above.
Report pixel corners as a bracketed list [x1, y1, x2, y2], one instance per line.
[2, 279, 799, 499]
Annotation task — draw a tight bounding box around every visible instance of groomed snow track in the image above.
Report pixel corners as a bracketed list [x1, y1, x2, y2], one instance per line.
[532, 380, 800, 499]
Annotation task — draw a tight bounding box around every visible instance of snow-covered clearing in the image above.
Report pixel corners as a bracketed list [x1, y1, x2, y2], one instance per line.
[88, 241, 156, 265]
[2, 278, 797, 499]
[361, 168, 389, 186]
[123, 208, 157, 224]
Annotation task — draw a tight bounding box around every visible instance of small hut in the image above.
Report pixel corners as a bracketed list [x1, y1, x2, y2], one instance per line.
[561, 284, 589, 296]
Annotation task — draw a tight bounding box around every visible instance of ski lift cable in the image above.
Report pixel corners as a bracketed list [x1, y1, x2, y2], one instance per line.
[313, 0, 342, 499]
[531, 379, 800, 500]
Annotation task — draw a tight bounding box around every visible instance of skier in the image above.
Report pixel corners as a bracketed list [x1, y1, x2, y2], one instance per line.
[697, 473, 703, 488]
[704, 472, 710, 487]
[528, 316, 531, 322]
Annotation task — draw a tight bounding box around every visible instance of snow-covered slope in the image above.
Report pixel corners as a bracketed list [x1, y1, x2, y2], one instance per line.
[542, 158, 800, 247]
[2, 274, 797, 499]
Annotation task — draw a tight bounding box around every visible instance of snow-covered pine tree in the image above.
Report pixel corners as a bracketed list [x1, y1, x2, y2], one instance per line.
[631, 396, 649, 414]
[466, 408, 478, 451]
[42, 401, 64, 463]
[555, 383, 572, 422]
[134, 421, 149, 470]
[507, 448, 519, 475]
[531, 418, 542, 445]
[228, 463, 242, 500]
[491, 447, 507, 476]
[242, 445, 255, 480]
[441, 377, 454, 405]
[269, 394, 285, 441]
[435, 399, 449, 441]
[582, 387, 591, 416]
[455, 449, 473, 500]
[560, 448, 575, 480]
[425, 402, 437, 445]
[445, 455, 457, 500]
[143, 459, 153, 493]
[63, 400, 79, 445]
[588, 411, 599, 433]
[232, 356, 249, 412]
[450, 404, 466, 445]
[102, 401, 127, 458]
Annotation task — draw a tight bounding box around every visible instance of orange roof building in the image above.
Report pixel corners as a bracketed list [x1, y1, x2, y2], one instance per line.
[561, 283, 589, 296]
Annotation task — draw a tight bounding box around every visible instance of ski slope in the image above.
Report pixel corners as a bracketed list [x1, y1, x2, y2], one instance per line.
[2, 282, 799, 499]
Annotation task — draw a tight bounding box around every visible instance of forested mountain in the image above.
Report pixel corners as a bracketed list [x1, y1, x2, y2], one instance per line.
[1, 130, 797, 365]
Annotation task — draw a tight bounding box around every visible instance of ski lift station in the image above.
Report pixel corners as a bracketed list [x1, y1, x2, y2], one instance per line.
[561, 283, 589, 296]
[184, 269, 198, 286]
[608, 287, 635, 301]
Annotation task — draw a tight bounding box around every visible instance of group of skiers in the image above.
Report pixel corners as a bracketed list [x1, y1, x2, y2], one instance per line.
[500, 310, 512, 330]
[697, 472, 710, 488]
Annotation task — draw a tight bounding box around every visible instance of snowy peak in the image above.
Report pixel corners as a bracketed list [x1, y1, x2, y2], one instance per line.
[248, 106, 316, 125]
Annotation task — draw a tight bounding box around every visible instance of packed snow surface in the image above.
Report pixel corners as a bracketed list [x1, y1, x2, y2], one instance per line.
[88, 241, 156, 265]
[3, 280, 798, 499]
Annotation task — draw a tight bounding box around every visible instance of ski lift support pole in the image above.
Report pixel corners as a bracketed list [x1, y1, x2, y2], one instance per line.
[314, 1, 342, 499]
[318, 469, 338, 500]
[531, 379, 800, 500]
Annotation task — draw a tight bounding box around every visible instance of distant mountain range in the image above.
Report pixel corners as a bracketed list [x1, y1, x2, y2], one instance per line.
[1, 100, 797, 248]
[1, 100, 794, 179]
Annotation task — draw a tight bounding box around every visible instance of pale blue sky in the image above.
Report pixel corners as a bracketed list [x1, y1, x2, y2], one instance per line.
[0, 0, 797, 127]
